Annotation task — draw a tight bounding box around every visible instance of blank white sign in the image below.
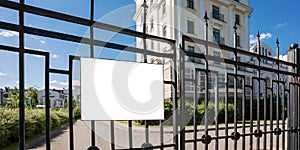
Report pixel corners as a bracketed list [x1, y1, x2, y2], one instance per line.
[80, 57, 164, 120]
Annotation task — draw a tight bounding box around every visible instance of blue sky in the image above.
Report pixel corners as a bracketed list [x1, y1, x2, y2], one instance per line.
[0, 0, 299, 89]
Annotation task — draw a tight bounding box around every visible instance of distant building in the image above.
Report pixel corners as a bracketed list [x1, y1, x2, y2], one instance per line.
[38, 89, 67, 109]
[250, 43, 289, 99]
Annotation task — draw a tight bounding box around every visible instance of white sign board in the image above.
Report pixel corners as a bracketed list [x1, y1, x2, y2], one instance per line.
[80, 57, 164, 120]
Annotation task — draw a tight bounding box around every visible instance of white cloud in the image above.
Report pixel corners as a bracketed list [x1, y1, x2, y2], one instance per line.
[49, 86, 63, 90]
[29, 35, 46, 44]
[59, 82, 68, 86]
[50, 80, 58, 84]
[0, 72, 7, 76]
[249, 33, 272, 45]
[52, 54, 59, 59]
[73, 80, 80, 86]
[275, 22, 288, 29]
[0, 31, 18, 38]
[15, 81, 19, 84]
[260, 33, 272, 40]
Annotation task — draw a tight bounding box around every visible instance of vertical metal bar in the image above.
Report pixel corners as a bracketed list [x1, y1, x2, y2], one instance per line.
[142, 0, 148, 63]
[193, 70, 197, 150]
[256, 32, 261, 150]
[89, 0, 98, 149]
[110, 121, 115, 150]
[281, 85, 285, 150]
[204, 12, 209, 150]
[141, 1, 150, 146]
[242, 78, 246, 150]
[69, 56, 74, 150]
[263, 80, 267, 150]
[145, 121, 149, 144]
[276, 44, 280, 150]
[172, 42, 179, 150]
[45, 53, 50, 150]
[269, 88, 273, 150]
[288, 84, 293, 150]
[293, 46, 297, 150]
[233, 24, 238, 150]
[160, 120, 163, 150]
[215, 73, 219, 150]
[128, 121, 133, 149]
[250, 78, 254, 150]
[19, 0, 25, 149]
[225, 73, 229, 150]
[180, 36, 186, 150]
[91, 121, 96, 147]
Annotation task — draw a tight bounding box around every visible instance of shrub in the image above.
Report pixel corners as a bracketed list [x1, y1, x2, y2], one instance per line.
[0, 108, 70, 148]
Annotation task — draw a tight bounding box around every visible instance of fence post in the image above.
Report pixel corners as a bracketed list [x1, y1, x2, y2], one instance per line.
[289, 43, 299, 150]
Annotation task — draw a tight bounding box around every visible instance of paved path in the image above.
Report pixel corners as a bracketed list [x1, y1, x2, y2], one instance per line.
[28, 120, 289, 150]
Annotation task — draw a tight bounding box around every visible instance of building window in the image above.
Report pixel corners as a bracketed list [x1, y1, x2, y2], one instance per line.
[218, 74, 225, 88]
[236, 35, 241, 47]
[150, 40, 154, 50]
[187, 20, 194, 34]
[150, 18, 154, 31]
[212, 5, 224, 22]
[235, 14, 240, 25]
[213, 28, 224, 44]
[162, 25, 167, 37]
[213, 51, 221, 64]
[188, 46, 195, 62]
[187, 0, 194, 9]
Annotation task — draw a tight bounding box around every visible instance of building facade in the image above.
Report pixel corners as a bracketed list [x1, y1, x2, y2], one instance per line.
[134, 0, 253, 100]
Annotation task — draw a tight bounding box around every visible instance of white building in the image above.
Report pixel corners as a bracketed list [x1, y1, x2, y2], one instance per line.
[250, 43, 289, 99]
[133, 0, 253, 100]
[38, 89, 67, 109]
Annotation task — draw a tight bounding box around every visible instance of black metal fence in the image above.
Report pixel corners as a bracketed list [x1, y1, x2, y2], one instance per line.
[0, 0, 300, 150]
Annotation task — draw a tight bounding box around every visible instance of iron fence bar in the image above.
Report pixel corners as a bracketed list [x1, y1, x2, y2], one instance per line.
[193, 70, 197, 150]
[214, 72, 219, 150]
[233, 24, 238, 150]
[287, 84, 291, 150]
[0, 0, 175, 44]
[204, 12, 209, 150]
[256, 32, 261, 150]
[182, 35, 296, 68]
[110, 121, 115, 150]
[18, 0, 26, 148]
[69, 56, 74, 150]
[242, 78, 246, 150]
[180, 38, 186, 150]
[276, 60, 280, 150]
[263, 79, 267, 150]
[250, 77, 254, 150]
[184, 50, 297, 77]
[128, 121, 133, 149]
[268, 88, 273, 150]
[44, 52, 51, 150]
[225, 73, 229, 150]
[282, 83, 286, 150]
[0, 21, 174, 59]
[160, 120, 163, 150]
[88, 0, 99, 149]
[49, 69, 69, 75]
[172, 43, 179, 150]
[0, 45, 19, 52]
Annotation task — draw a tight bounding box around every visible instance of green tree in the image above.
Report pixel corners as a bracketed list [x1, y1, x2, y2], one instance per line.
[6, 87, 19, 108]
[25, 87, 39, 107]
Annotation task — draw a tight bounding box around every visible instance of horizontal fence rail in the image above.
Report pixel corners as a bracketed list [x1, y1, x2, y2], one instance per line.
[0, 0, 299, 150]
